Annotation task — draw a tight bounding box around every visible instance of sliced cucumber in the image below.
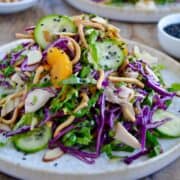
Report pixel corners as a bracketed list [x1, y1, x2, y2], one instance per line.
[153, 110, 180, 138]
[13, 113, 37, 130]
[13, 125, 51, 153]
[0, 133, 8, 147]
[34, 15, 77, 49]
[88, 39, 125, 70]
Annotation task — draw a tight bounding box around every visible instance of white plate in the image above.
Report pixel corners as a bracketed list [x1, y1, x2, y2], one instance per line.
[0, 39, 179, 180]
[0, 0, 38, 14]
[66, 0, 180, 22]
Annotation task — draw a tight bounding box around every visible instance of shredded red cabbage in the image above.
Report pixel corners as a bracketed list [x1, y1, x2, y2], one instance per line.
[0, 80, 12, 88]
[124, 149, 149, 164]
[146, 118, 171, 130]
[136, 106, 151, 151]
[73, 62, 82, 73]
[105, 111, 121, 129]
[152, 94, 171, 111]
[0, 74, 4, 79]
[6, 125, 30, 137]
[21, 58, 39, 72]
[39, 108, 64, 127]
[96, 93, 106, 155]
[128, 61, 175, 97]
[43, 38, 74, 59]
[58, 143, 96, 164]
[25, 26, 35, 32]
[10, 50, 25, 65]
[10, 42, 34, 66]
[49, 125, 75, 147]
[91, 0, 105, 2]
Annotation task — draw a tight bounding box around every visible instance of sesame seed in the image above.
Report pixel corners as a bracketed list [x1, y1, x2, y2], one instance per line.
[105, 55, 110, 60]
[62, 28, 67, 32]
[22, 157, 26, 160]
[54, 163, 58, 167]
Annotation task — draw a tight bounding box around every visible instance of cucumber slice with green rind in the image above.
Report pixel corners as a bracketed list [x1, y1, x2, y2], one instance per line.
[13, 125, 51, 153]
[34, 15, 77, 49]
[153, 110, 180, 138]
[13, 113, 37, 130]
[88, 39, 125, 70]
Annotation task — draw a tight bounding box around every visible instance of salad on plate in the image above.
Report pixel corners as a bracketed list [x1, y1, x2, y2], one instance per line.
[92, 0, 177, 10]
[0, 14, 179, 164]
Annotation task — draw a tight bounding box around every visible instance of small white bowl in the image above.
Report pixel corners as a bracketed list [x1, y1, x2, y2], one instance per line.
[158, 13, 180, 59]
[0, 0, 38, 14]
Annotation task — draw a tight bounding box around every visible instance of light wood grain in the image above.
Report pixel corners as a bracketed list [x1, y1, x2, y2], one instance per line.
[0, 0, 179, 179]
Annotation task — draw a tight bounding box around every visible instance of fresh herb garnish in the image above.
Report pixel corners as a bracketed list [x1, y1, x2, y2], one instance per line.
[151, 64, 165, 85]
[102, 141, 134, 159]
[168, 83, 180, 92]
[3, 66, 15, 77]
[60, 75, 96, 85]
[146, 131, 162, 158]
[50, 87, 78, 113]
[62, 120, 93, 147]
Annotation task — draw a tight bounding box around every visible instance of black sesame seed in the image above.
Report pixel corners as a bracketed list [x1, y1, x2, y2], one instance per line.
[38, 132, 43, 137]
[113, 52, 117, 55]
[81, 79, 86, 83]
[105, 55, 110, 60]
[22, 157, 26, 160]
[164, 23, 180, 39]
[54, 163, 58, 167]
[62, 28, 67, 32]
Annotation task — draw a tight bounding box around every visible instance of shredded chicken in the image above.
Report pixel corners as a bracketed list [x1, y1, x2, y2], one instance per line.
[114, 122, 141, 149]
[104, 84, 136, 122]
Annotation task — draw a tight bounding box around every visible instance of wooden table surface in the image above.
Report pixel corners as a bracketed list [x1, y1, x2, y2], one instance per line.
[0, 0, 179, 179]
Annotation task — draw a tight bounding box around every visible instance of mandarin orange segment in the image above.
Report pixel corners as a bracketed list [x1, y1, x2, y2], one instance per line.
[47, 47, 72, 87]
